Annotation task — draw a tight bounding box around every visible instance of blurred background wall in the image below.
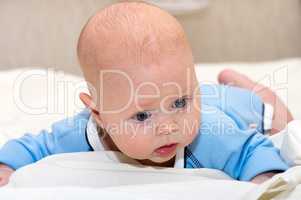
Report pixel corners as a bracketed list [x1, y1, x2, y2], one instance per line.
[0, 0, 300, 75]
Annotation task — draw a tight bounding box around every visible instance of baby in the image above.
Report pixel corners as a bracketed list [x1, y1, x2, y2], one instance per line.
[0, 1, 293, 186]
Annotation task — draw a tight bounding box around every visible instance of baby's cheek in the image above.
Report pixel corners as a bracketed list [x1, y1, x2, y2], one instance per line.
[110, 128, 155, 159]
[128, 139, 154, 159]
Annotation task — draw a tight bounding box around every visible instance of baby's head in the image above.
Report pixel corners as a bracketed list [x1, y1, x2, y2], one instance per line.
[77, 1, 201, 165]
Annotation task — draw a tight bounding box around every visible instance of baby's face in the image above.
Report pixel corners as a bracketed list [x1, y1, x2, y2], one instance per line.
[96, 50, 201, 164]
[78, 1, 201, 164]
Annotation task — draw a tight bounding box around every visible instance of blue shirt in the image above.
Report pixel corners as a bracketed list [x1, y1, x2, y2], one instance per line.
[0, 84, 288, 181]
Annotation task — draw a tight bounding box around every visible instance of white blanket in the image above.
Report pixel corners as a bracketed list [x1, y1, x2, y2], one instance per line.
[2, 151, 301, 200]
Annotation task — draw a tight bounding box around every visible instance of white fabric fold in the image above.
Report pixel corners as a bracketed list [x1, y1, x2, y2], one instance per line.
[280, 120, 301, 166]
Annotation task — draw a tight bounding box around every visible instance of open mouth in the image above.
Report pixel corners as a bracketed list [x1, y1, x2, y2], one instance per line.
[154, 143, 178, 157]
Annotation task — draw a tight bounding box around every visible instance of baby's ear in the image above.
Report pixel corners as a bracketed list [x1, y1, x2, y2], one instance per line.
[79, 92, 98, 114]
[79, 92, 105, 127]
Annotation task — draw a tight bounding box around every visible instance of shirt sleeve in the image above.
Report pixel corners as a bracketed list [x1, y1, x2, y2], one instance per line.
[0, 109, 93, 170]
[187, 104, 288, 181]
[201, 84, 265, 133]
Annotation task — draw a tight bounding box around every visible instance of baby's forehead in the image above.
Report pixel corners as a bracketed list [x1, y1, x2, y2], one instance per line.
[98, 62, 191, 91]
[93, 64, 198, 119]
[98, 72, 192, 118]
[97, 67, 193, 112]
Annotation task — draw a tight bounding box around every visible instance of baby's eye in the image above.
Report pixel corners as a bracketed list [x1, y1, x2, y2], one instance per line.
[132, 111, 152, 122]
[172, 97, 188, 109]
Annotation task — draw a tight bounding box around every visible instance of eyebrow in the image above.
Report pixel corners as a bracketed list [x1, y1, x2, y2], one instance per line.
[135, 93, 190, 110]
[135, 98, 158, 109]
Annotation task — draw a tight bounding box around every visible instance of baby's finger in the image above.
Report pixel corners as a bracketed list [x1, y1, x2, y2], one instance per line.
[0, 177, 9, 187]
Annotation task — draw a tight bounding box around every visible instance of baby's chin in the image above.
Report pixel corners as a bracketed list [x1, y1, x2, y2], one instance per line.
[148, 152, 177, 164]
[131, 151, 176, 167]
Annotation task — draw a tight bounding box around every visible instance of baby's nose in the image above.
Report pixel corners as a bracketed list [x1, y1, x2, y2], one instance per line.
[155, 120, 179, 135]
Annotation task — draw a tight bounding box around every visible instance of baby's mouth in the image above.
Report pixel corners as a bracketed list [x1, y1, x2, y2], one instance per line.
[154, 143, 178, 157]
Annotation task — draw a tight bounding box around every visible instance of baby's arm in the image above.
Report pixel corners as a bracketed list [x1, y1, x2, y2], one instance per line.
[218, 69, 294, 134]
[0, 109, 93, 186]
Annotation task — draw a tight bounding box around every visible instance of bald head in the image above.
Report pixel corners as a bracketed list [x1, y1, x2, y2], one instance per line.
[77, 1, 193, 109]
[78, 2, 191, 75]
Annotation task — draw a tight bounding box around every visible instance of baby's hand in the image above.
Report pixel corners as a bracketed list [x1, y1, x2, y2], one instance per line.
[0, 164, 14, 186]
[250, 172, 277, 184]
